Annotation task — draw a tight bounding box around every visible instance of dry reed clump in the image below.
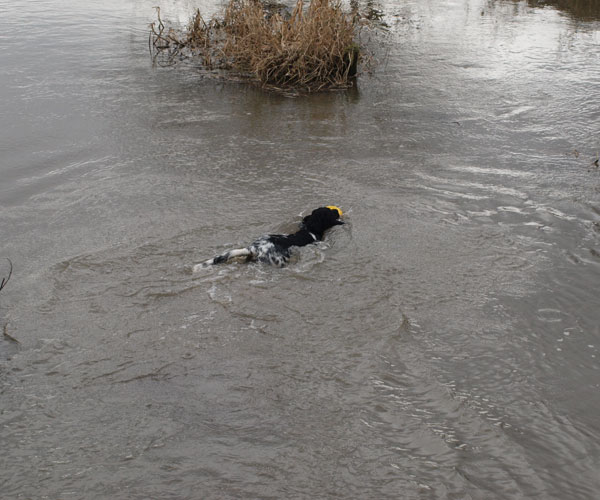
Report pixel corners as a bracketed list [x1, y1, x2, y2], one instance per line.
[150, 0, 363, 92]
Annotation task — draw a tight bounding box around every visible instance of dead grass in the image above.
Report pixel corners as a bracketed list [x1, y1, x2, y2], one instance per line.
[150, 0, 365, 92]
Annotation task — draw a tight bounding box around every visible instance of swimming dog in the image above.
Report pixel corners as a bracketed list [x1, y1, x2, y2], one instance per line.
[193, 206, 343, 271]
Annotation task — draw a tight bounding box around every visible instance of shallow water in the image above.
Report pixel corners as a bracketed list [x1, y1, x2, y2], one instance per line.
[1, 0, 599, 498]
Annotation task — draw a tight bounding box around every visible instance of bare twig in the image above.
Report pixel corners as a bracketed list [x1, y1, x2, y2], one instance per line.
[3, 323, 20, 345]
[0, 259, 12, 292]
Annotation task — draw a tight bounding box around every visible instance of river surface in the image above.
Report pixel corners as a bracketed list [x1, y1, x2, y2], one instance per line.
[1, 0, 599, 498]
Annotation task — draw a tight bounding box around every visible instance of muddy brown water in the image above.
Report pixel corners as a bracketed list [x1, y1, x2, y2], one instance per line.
[1, 0, 599, 498]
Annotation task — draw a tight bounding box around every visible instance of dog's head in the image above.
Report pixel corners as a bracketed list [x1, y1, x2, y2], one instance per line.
[302, 206, 344, 238]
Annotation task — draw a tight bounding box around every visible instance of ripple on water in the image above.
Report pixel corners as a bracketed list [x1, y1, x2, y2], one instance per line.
[2, 0, 600, 498]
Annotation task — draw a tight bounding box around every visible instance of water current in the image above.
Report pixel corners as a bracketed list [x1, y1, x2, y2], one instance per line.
[1, 0, 599, 498]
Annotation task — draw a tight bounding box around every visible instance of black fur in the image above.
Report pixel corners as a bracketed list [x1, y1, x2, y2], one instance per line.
[194, 206, 343, 270]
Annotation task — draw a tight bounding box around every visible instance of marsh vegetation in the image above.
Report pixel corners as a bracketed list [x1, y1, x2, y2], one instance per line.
[150, 0, 368, 92]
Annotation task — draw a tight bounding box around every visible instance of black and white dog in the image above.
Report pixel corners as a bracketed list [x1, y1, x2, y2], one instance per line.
[193, 206, 343, 271]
